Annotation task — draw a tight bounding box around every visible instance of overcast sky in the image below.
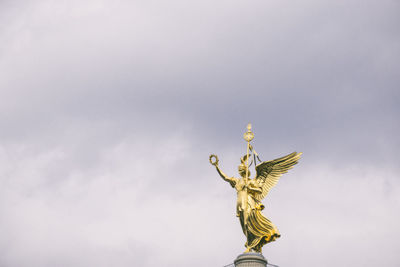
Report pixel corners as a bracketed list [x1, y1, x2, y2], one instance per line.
[0, 0, 399, 266]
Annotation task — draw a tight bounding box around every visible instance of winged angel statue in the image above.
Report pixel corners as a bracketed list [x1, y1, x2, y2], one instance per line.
[209, 124, 302, 253]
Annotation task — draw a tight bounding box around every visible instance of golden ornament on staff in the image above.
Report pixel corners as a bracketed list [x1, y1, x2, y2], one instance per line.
[210, 124, 302, 253]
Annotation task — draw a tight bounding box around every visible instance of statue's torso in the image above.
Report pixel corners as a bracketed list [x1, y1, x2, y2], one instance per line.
[235, 179, 259, 216]
[235, 179, 247, 216]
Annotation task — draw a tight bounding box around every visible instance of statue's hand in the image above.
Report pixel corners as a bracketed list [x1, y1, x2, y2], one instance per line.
[209, 154, 219, 166]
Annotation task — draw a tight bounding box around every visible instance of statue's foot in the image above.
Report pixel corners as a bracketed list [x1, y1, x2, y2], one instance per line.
[244, 247, 251, 253]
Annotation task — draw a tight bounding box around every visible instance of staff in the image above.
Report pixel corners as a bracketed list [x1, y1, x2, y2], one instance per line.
[243, 123, 254, 184]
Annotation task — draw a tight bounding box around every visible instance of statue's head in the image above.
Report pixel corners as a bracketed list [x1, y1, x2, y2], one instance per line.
[238, 155, 250, 178]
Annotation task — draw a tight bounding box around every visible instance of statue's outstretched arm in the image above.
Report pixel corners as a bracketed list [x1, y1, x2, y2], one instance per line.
[215, 166, 229, 181]
[210, 154, 237, 187]
[215, 166, 237, 187]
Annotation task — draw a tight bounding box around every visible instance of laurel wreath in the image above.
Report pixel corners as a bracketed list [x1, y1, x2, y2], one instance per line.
[209, 154, 219, 166]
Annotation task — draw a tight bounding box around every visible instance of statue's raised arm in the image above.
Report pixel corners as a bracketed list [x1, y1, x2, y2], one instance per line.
[209, 154, 237, 187]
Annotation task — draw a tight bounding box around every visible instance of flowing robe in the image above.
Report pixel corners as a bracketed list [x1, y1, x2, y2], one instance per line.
[232, 178, 281, 252]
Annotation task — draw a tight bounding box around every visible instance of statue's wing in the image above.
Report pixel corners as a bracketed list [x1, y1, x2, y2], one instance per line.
[255, 152, 302, 201]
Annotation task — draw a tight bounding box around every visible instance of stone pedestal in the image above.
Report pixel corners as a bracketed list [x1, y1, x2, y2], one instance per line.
[234, 253, 268, 267]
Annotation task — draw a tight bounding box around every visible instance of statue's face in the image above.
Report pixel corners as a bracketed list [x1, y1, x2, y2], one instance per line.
[238, 166, 247, 177]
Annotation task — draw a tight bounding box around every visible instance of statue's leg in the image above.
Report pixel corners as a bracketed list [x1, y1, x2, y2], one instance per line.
[239, 213, 250, 252]
[239, 212, 246, 235]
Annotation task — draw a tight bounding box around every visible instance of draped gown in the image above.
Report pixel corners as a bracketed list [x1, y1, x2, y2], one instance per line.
[230, 177, 280, 252]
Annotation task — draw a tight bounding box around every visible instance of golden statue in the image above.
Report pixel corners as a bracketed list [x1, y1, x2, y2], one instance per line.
[209, 124, 302, 253]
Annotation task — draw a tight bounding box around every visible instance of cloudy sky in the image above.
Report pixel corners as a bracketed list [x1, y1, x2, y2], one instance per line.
[0, 0, 399, 266]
